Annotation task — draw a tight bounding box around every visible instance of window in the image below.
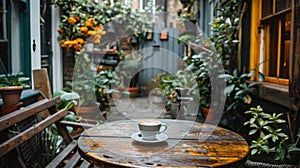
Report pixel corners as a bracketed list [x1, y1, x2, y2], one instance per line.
[0, 0, 8, 75]
[261, 0, 291, 84]
[0, 0, 7, 41]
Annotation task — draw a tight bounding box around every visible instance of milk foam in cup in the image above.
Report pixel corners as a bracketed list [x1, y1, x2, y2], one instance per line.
[138, 120, 167, 140]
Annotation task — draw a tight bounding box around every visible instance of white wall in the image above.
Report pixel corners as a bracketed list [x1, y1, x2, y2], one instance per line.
[10, 2, 21, 73]
[51, 5, 63, 92]
[30, 0, 41, 73]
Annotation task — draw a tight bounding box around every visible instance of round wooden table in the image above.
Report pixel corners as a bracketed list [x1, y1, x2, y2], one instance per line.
[78, 119, 249, 167]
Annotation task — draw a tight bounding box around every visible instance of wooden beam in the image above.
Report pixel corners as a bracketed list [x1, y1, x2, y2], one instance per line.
[249, 0, 261, 80]
[0, 97, 60, 131]
[289, 0, 300, 97]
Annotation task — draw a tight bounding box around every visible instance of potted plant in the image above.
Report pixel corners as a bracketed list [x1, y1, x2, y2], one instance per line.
[155, 70, 196, 119]
[218, 69, 257, 131]
[66, 50, 105, 122]
[244, 105, 300, 166]
[186, 55, 212, 120]
[0, 73, 30, 105]
[52, 90, 98, 136]
[95, 69, 121, 117]
[116, 50, 143, 97]
[0, 73, 30, 116]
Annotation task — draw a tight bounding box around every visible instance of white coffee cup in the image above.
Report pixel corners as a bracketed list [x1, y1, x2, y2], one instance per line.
[138, 120, 167, 141]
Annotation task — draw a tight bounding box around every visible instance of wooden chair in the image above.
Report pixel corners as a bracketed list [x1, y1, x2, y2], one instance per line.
[0, 97, 94, 168]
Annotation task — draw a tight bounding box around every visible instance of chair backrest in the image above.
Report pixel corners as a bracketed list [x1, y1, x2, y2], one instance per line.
[0, 97, 72, 167]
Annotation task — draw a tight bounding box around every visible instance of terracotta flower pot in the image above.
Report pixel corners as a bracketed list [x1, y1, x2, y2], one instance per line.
[126, 87, 139, 97]
[0, 86, 23, 104]
[75, 106, 103, 122]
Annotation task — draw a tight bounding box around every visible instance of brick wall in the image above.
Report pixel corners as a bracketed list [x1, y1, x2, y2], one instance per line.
[62, 48, 75, 88]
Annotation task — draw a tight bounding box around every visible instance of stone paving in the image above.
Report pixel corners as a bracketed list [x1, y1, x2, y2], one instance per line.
[105, 96, 200, 123]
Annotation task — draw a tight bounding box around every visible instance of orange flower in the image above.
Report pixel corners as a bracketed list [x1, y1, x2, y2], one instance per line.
[79, 27, 88, 33]
[68, 17, 77, 24]
[87, 30, 95, 36]
[88, 18, 96, 24]
[61, 42, 67, 48]
[76, 38, 85, 44]
[61, 40, 72, 48]
[95, 24, 106, 36]
[85, 21, 93, 28]
[71, 40, 77, 45]
[63, 40, 71, 45]
[74, 44, 82, 51]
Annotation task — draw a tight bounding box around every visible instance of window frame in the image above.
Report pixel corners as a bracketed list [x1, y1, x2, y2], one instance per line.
[0, 0, 7, 41]
[260, 0, 291, 85]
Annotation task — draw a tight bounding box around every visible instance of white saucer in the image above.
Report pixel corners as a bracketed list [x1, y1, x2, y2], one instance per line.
[131, 132, 168, 144]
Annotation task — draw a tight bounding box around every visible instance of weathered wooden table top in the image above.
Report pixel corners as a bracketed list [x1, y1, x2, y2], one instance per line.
[78, 119, 249, 167]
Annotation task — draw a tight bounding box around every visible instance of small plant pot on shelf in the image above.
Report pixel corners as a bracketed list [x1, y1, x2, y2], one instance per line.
[75, 106, 105, 123]
[0, 86, 23, 104]
[0, 86, 24, 116]
[126, 87, 139, 97]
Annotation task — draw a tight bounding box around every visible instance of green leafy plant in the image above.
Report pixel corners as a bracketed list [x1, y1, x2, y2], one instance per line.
[210, 0, 240, 73]
[177, 34, 195, 45]
[217, 69, 257, 131]
[51, 0, 127, 51]
[53, 90, 79, 110]
[39, 90, 80, 167]
[178, 0, 195, 20]
[53, 90, 80, 123]
[117, 50, 143, 88]
[244, 105, 290, 162]
[219, 70, 257, 111]
[288, 129, 300, 155]
[157, 73, 179, 104]
[95, 70, 120, 112]
[155, 70, 196, 111]
[185, 51, 212, 109]
[66, 49, 98, 107]
[0, 73, 30, 87]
